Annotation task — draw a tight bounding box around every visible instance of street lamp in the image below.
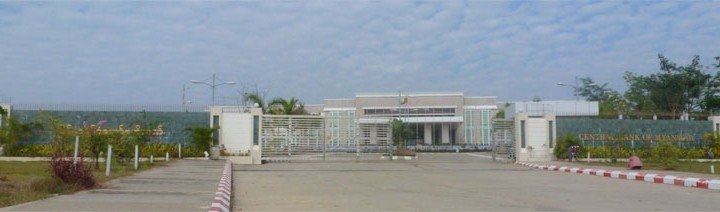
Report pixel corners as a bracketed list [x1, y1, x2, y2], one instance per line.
[191, 74, 236, 106]
[556, 77, 595, 101]
[557, 77, 597, 116]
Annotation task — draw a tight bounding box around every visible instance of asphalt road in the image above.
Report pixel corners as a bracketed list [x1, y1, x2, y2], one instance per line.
[233, 153, 720, 211]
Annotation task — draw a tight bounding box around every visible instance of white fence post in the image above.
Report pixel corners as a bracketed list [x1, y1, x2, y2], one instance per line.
[106, 145, 112, 177]
[150, 155, 154, 164]
[73, 135, 79, 166]
[166, 152, 169, 161]
[178, 143, 182, 159]
[587, 152, 590, 164]
[134, 145, 139, 170]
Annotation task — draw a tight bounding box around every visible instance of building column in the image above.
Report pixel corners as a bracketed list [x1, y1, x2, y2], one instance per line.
[424, 124, 432, 145]
[441, 123, 450, 144]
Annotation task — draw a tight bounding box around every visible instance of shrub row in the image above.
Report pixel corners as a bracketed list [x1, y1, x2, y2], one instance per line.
[11, 143, 206, 158]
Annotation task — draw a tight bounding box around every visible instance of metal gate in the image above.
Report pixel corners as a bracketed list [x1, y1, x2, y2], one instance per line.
[261, 115, 394, 162]
[491, 119, 515, 162]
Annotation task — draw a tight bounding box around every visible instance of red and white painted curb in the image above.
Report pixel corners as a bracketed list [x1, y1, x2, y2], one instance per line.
[209, 161, 233, 212]
[515, 161, 720, 190]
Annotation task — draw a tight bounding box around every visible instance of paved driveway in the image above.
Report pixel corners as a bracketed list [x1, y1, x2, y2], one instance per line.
[3, 160, 224, 212]
[233, 153, 720, 211]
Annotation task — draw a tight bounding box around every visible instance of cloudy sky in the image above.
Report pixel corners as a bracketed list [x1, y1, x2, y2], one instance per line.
[1, 1, 719, 105]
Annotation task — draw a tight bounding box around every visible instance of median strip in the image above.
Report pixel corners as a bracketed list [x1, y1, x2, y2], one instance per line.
[209, 160, 233, 212]
[516, 161, 720, 190]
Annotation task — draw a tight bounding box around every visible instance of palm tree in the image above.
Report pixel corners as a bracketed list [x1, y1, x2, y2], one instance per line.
[269, 97, 307, 115]
[244, 93, 271, 114]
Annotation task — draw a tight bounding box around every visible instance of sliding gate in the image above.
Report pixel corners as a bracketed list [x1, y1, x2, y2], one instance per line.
[261, 115, 393, 162]
[492, 119, 515, 162]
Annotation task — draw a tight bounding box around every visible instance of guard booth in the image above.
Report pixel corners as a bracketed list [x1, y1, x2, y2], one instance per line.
[513, 112, 556, 162]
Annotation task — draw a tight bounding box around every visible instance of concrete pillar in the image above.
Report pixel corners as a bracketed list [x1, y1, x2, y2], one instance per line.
[441, 123, 450, 144]
[424, 124, 432, 145]
[710, 116, 720, 136]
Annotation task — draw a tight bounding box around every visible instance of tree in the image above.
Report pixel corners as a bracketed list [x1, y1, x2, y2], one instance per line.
[80, 121, 110, 169]
[0, 107, 41, 155]
[598, 91, 631, 115]
[37, 112, 76, 157]
[269, 97, 307, 115]
[623, 72, 657, 114]
[390, 118, 412, 149]
[623, 54, 719, 118]
[574, 77, 612, 101]
[700, 56, 720, 112]
[574, 77, 629, 116]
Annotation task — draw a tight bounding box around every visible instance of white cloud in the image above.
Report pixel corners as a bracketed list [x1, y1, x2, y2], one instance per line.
[0, 1, 718, 104]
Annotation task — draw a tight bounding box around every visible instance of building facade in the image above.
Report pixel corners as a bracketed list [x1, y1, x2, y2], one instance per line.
[321, 92, 497, 146]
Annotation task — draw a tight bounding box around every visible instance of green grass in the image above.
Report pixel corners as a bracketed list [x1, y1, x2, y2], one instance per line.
[572, 161, 720, 176]
[0, 159, 171, 207]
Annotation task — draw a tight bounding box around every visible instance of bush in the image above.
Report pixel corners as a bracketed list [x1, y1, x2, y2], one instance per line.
[48, 153, 95, 188]
[185, 127, 216, 153]
[554, 134, 581, 159]
[17, 145, 54, 157]
[651, 141, 680, 170]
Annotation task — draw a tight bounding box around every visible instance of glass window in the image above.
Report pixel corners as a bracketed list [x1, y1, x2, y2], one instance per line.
[520, 120, 526, 148]
[212, 115, 219, 145]
[548, 120, 554, 148]
[253, 115, 259, 145]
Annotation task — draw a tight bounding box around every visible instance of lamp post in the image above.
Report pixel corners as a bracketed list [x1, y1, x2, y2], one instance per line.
[182, 83, 193, 108]
[556, 76, 596, 101]
[191, 74, 236, 106]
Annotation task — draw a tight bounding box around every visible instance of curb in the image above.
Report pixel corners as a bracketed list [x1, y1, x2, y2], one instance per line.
[209, 160, 233, 212]
[515, 161, 720, 190]
[381, 156, 418, 160]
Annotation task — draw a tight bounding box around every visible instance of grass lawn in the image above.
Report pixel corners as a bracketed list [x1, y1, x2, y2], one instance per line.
[572, 161, 720, 176]
[0, 159, 171, 207]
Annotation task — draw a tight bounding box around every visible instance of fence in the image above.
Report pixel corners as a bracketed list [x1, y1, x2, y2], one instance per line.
[11, 103, 209, 112]
[10, 105, 209, 145]
[557, 117, 714, 148]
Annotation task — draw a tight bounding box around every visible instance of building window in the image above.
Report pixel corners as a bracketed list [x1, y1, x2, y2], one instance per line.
[464, 110, 473, 144]
[520, 120, 526, 148]
[548, 120, 554, 148]
[212, 115, 219, 145]
[253, 115, 259, 145]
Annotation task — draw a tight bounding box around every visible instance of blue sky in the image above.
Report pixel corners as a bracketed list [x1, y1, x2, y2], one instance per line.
[1, 1, 719, 105]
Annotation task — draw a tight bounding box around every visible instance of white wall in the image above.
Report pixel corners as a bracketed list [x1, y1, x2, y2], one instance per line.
[526, 118, 548, 149]
[221, 113, 254, 153]
[711, 116, 720, 133]
[506, 101, 598, 119]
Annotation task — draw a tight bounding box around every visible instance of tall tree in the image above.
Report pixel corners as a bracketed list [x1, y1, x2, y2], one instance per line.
[623, 72, 657, 113]
[700, 56, 720, 112]
[574, 77, 629, 115]
[574, 77, 612, 101]
[623, 54, 718, 118]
